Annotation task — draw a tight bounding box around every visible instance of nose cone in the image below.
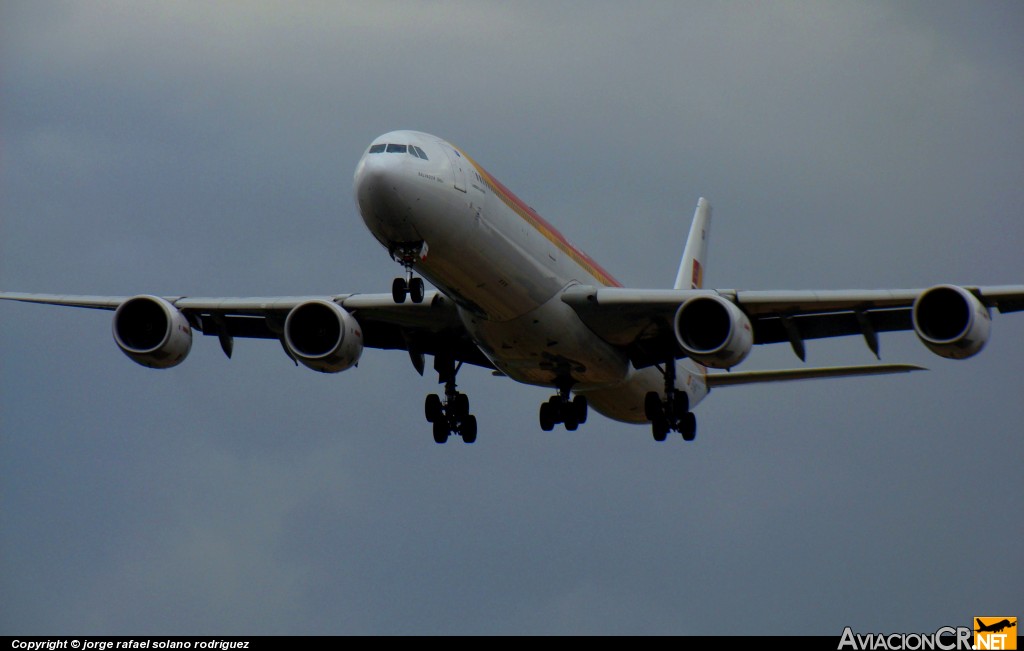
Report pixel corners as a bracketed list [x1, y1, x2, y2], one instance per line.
[353, 151, 419, 243]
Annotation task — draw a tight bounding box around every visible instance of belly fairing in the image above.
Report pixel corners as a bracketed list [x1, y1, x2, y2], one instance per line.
[458, 287, 631, 389]
[578, 362, 709, 424]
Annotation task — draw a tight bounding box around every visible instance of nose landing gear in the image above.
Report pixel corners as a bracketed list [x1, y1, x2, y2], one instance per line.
[390, 242, 428, 304]
[392, 276, 425, 304]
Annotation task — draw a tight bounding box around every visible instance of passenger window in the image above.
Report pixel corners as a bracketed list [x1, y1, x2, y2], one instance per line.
[368, 144, 386, 154]
[386, 144, 407, 153]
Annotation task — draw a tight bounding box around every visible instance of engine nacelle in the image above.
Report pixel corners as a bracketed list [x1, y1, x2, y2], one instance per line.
[112, 295, 192, 369]
[283, 300, 364, 373]
[912, 284, 991, 360]
[674, 295, 753, 369]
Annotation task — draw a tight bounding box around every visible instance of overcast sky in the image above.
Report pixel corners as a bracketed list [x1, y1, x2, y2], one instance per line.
[2, 1, 1021, 635]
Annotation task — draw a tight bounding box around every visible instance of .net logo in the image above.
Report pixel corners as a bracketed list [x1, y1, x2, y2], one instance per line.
[974, 617, 1017, 650]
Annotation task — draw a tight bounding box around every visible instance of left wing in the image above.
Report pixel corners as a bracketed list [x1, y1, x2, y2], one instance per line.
[0, 291, 492, 372]
[561, 283, 1024, 368]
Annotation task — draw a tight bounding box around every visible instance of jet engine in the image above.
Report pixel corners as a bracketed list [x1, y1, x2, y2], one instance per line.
[912, 284, 991, 359]
[283, 300, 364, 373]
[112, 295, 192, 368]
[674, 295, 753, 369]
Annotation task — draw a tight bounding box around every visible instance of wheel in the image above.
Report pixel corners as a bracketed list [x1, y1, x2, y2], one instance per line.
[453, 392, 470, 418]
[563, 413, 579, 431]
[391, 277, 407, 303]
[409, 277, 425, 303]
[681, 412, 697, 442]
[461, 415, 477, 443]
[572, 395, 588, 424]
[432, 420, 449, 444]
[673, 391, 689, 415]
[424, 394, 443, 423]
[651, 417, 669, 442]
[539, 401, 556, 431]
[644, 391, 662, 421]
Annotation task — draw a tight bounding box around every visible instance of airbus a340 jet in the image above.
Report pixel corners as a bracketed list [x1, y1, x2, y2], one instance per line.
[3, 130, 1022, 443]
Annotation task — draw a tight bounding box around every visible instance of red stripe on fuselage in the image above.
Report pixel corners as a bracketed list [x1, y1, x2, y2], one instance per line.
[456, 149, 622, 288]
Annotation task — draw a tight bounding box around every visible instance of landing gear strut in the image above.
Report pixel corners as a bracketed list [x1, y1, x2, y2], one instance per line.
[390, 242, 427, 304]
[424, 357, 476, 443]
[645, 362, 697, 442]
[538, 383, 588, 431]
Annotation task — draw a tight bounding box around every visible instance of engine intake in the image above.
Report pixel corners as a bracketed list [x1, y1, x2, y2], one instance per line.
[674, 295, 753, 369]
[113, 295, 192, 368]
[284, 300, 364, 373]
[912, 284, 990, 359]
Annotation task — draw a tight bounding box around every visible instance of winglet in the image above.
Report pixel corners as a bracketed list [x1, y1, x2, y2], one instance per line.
[674, 198, 712, 290]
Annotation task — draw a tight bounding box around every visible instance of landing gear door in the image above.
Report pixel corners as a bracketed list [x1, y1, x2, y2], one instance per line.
[442, 145, 467, 193]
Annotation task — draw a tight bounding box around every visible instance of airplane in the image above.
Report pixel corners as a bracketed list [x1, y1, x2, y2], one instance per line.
[976, 618, 1015, 634]
[2, 130, 1023, 444]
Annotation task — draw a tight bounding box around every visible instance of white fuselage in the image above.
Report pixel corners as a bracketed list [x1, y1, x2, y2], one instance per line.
[354, 130, 707, 423]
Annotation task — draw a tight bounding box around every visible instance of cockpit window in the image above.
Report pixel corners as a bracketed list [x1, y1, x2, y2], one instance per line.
[370, 143, 428, 160]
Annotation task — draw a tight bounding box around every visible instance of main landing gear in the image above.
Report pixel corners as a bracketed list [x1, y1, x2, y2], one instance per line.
[645, 362, 697, 442]
[391, 242, 427, 304]
[538, 385, 588, 431]
[424, 357, 477, 444]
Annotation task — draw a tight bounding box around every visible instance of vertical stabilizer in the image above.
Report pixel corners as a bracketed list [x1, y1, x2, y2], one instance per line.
[674, 197, 712, 290]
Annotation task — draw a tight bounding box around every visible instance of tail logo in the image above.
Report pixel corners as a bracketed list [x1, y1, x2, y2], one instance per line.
[691, 259, 703, 289]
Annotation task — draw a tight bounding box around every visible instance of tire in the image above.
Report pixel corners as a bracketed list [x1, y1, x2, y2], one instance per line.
[432, 420, 449, 444]
[461, 415, 477, 443]
[573, 395, 588, 424]
[424, 394, 443, 423]
[681, 412, 697, 442]
[391, 277, 407, 304]
[539, 402, 556, 431]
[564, 414, 579, 431]
[651, 418, 669, 442]
[673, 391, 689, 416]
[409, 277, 425, 304]
[453, 393, 470, 418]
[644, 392, 662, 421]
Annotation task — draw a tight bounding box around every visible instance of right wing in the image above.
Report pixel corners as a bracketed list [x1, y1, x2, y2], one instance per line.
[0, 290, 492, 372]
[561, 283, 1024, 368]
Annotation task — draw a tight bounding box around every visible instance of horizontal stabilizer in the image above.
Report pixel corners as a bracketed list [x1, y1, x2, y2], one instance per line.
[705, 364, 925, 388]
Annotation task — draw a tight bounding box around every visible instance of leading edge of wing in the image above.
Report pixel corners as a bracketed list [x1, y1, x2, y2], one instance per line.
[0, 290, 461, 325]
[0, 292, 331, 312]
[0, 292, 131, 310]
[704, 363, 926, 388]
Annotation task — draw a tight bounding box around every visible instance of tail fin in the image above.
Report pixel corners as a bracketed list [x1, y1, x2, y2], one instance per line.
[674, 198, 712, 290]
